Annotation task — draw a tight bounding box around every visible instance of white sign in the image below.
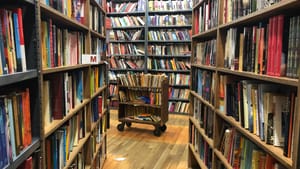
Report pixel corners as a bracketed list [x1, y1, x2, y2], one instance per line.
[82, 54, 100, 64]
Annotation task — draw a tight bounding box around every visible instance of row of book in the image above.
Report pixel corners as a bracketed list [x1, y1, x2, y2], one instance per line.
[223, 0, 282, 24]
[41, 19, 85, 68]
[107, 43, 145, 56]
[45, 108, 87, 169]
[89, 5, 105, 35]
[110, 16, 145, 28]
[148, 44, 191, 56]
[223, 15, 299, 78]
[108, 71, 117, 81]
[148, 29, 191, 41]
[0, 8, 27, 75]
[41, 0, 85, 24]
[108, 29, 144, 41]
[169, 88, 190, 100]
[192, 97, 214, 138]
[109, 84, 118, 97]
[106, 0, 146, 13]
[149, 0, 192, 11]
[168, 101, 190, 113]
[118, 72, 167, 88]
[219, 127, 285, 168]
[119, 89, 162, 105]
[147, 58, 190, 71]
[190, 124, 213, 168]
[193, 0, 219, 34]
[148, 14, 192, 26]
[191, 69, 216, 104]
[168, 73, 190, 86]
[90, 37, 105, 61]
[110, 56, 145, 69]
[193, 39, 217, 66]
[90, 66, 105, 95]
[219, 76, 296, 157]
[0, 89, 32, 168]
[43, 71, 84, 127]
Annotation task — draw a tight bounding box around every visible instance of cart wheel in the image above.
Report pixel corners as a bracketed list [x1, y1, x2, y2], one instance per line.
[125, 122, 132, 127]
[117, 123, 124, 131]
[160, 124, 167, 132]
[153, 129, 161, 137]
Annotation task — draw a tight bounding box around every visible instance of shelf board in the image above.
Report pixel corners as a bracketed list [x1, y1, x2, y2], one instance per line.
[107, 54, 144, 57]
[217, 68, 299, 87]
[110, 68, 145, 71]
[148, 40, 191, 43]
[91, 109, 107, 131]
[42, 64, 90, 74]
[109, 40, 145, 43]
[90, 30, 106, 39]
[218, 0, 298, 29]
[214, 149, 233, 169]
[190, 91, 215, 110]
[111, 26, 145, 29]
[188, 144, 208, 169]
[191, 64, 217, 71]
[193, 0, 207, 10]
[63, 132, 91, 169]
[169, 84, 190, 88]
[190, 117, 214, 148]
[5, 138, 40, 169]
[44, 99, 90, 138]
[40, 3, 89, 31]
[119, 117, 160, 125]
[119, 102, 161, 108]
[91, 85, 107, 99]
[148, 54, 191, 58]
[107, 11, 145, 16]
[215, 109, 293, 168]
[148, 9, 192, 14]
[148, 25, 192, 29]
[148, 69, 190, 73]
[0, 70, 37, 86]
[192, 27, 218, 39]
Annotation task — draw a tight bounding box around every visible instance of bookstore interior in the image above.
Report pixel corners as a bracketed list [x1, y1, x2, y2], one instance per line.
[2, 0, 300, 169]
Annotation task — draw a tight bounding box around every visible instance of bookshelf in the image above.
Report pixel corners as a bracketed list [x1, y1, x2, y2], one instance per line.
[106, 0, 192, 114]
[0, 1, 41, 168]
[38, 0, 109, 168]
[116, 73, 169, 136]
[189, 0, 300, 169]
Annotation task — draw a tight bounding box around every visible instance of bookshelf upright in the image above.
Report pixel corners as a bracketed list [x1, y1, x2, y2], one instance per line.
[189, 0, 300, 168]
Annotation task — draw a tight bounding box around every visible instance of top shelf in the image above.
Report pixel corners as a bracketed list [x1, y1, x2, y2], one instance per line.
[0, 70, 38, 87]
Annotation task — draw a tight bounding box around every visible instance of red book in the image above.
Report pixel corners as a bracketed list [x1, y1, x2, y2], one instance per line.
[274, 15, 284, 76]
[14, 8, 26, 71]
[194, 9, 199, 34]
[22, 88, 32, 147]
[17, 156, 32, 169]
[51, 74, 64, 119]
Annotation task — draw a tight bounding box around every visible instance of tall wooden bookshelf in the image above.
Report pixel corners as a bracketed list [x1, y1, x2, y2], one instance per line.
[0, 0, 109, 168]
[106, 0, 192, 115]
[189, 0, 300, 168]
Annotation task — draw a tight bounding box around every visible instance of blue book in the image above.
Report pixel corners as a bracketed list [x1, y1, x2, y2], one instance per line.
[12, 12, 22, 72]
[0, 98, 8, 168]
[51, 134, 58, 169]
[76, 71, 83, 104]
[0, 16, 8, 74]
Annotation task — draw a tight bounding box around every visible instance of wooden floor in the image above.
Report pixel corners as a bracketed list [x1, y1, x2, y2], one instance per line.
[102, 110, 189, 169]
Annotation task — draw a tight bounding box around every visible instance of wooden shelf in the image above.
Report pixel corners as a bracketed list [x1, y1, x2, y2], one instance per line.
[0, 70, 38, 86]
[214, 149, 233, 169]
[148, 25, 192, 29]
[191, 64, 217, 71]
[88, 133, 107, 169]
[44, 99, 90, 138]
[215, 109, 292, 168]
[148, 9, 192, 14]
[107, 11, 145, 16]
[90, 30, 106, 39]
[190, 91, 214, 110]
[119, 102, 161, 108]
[190, 117, 214, 148]
[188, 144, 208, 169]
[192, 27, 218, 39]
[91, 85, 108, 99]
[42, 64, 90, 74]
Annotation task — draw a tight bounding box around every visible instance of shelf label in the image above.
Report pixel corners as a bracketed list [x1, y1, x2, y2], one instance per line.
[82, 54, 100, 64]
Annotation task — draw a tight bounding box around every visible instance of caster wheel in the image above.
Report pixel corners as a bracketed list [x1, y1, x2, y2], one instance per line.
[125, 122, 132, 127]
[153, 129, 161, 137]
[160, 124, 167, 132]
[117, 123, 124, 131]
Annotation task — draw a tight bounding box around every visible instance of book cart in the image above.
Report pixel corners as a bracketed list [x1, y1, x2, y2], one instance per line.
[116, 73, 169, 136]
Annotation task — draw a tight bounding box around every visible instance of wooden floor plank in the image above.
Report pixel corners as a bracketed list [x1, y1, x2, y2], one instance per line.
[103, 110, 189, 169]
